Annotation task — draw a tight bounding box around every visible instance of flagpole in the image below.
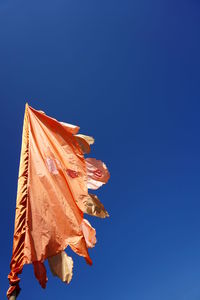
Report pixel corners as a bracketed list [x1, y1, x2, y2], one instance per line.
[9, 290, 16, 300]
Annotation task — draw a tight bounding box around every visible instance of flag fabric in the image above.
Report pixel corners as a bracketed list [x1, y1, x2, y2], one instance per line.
[7, 104, 110, 298]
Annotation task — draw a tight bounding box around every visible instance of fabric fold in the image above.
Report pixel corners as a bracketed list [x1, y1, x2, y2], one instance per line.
[7, 104, 29, 299]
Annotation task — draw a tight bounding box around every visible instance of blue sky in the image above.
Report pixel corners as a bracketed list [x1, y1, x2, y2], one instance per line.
[1, 0, 200, 299]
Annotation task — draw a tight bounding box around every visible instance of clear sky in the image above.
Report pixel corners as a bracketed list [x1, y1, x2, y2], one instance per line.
[1, 0, 200, 299]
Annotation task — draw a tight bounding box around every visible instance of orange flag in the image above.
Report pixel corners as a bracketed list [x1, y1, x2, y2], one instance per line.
[7, 104, 110, 298]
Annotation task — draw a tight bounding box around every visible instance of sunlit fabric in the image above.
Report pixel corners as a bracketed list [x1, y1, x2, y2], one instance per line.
[86, 158, 110, 190]
[81, 219, 96, 248]
[48, 251, 73, 284]
[74, 134, 95, 154]
[7, 104, 110, 298]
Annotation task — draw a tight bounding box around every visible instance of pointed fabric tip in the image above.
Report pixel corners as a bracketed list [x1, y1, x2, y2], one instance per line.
[82, 193, 109, 218]
[48, 251, 73, 284]
[33, 262, 48, 289]
[74, 134, 94, 154]
[81, 219, 97, 248]
[86, 158, 110, 190]
[60, 121, 80, 134]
